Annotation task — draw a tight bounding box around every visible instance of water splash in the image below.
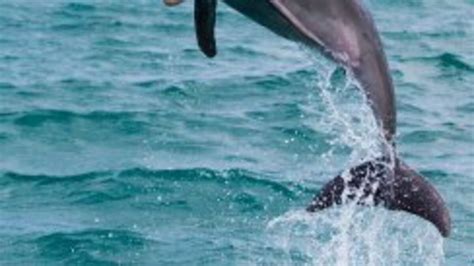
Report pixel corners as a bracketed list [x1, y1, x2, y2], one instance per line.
[266, 50, 445, 265]
[307, 52, 387, 166]
[266, 208, 444, 266]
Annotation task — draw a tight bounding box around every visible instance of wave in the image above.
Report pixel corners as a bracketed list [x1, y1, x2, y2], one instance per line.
[34, 229, 146, 265]
[0, 82, 16, 90]
[2, 109, 154, 129]
[2, 167, 311, 205]
[2, 166, 448, 265]
[435, 53, 473, 72]
[401, 52, 473, 73]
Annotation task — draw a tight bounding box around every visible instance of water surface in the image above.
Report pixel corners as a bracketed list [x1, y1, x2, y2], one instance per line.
[0, 0, 473, 265]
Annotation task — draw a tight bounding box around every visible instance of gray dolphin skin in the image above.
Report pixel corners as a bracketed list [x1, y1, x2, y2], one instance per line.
[169, 0, 451, 237]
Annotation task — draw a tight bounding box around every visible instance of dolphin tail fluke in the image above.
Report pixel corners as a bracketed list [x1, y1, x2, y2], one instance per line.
[307, 159, 451, 237]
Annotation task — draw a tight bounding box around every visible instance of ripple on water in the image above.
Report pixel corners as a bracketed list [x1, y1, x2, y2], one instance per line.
[34, 229, 145, 265]
[456, 102, 474, 114]
[400, 129, 446, 144]
[1, 168, 307, 208]
[0, 82, 16, 90]
[435, 53, 474, 73]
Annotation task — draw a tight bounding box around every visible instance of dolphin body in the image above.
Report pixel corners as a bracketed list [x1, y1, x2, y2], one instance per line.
[179, 0, 451, 237]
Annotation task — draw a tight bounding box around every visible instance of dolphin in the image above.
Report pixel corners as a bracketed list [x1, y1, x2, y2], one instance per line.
[165, 0, 451, 237]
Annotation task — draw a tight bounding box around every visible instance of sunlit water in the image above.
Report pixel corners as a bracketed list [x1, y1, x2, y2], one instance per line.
[0, 0, 472, 265]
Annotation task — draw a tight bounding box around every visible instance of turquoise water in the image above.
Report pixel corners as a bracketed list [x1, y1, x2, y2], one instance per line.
[0, 0, 473, 265]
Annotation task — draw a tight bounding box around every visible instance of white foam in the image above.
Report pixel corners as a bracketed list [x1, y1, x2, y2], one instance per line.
[266, 208, 444, 266]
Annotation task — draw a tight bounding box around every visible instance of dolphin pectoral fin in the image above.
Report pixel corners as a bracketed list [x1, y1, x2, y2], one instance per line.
[307, 159, 451, 237]
[195, 0, 217, 57]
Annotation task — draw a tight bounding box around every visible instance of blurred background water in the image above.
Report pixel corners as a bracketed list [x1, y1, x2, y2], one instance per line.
[0, 0, 472, 265]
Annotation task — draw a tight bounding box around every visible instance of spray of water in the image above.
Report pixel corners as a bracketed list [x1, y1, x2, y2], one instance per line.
[266, 208, 444, 266]
[266, 52, 445, 265]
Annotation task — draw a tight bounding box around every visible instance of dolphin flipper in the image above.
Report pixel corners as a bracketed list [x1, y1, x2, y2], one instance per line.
[307, 159, 451, 237]
[195, 0, 217, 57]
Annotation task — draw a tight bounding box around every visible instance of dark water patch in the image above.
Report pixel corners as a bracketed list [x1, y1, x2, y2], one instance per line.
[2, 171, 105, 186]
[329, 67, 348, 88]
[224, 155, 259, 164]
[0, 82, 16, 90]
[231, 192, 265, 212]
[0, 132, 8, 141]
[404, 53, 473, 73]
[440, 122, 473, 142]
[9, 109, 154, 133]
[70, 189, 135, 205]
[286, 68, 316, 79]
[390, 69, 404, 81]
[13, 110, 75, 127]
[66, 173, 156, 205]
[436, 53, 473, 72]
[63, 3, 97, 13]
[157, 140, 220, 154]
[133, 79, 163, 88]
[456, 102, 474, 113]
[162, 85, 191, 98]
[14, 90, 43, 99]
[34, 229, 145, 265]
[422, 30, 467, 39]
[227, 46, 263, 58]
[0, 54, 20, 62]
[57, 78, 109, 92]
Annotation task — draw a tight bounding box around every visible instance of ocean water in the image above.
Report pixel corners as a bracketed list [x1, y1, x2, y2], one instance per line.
[0, 0, 473, 265]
